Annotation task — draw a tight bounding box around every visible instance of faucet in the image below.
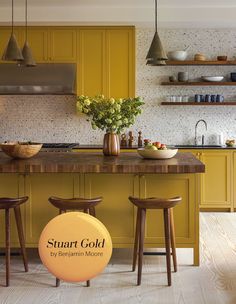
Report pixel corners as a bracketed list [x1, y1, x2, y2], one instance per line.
[195, 119, 207, 145]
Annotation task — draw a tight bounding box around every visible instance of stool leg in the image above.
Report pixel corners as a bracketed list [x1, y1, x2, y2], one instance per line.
[137, 208, 146, 286]
[5, 209, 10, 287]
[89, 207, 96, 217]
[170, 208, 177, 272]
[84, 208, 90, 287]
[56, 278, 60, 287]
[56, 209, 63, 286]
[163, 209, 171, 286]
[132, 208, 141, 272]
[14, 206, 28, 272]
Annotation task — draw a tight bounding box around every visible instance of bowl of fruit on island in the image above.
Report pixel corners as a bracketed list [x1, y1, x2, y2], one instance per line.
[137, 140, 178, 159]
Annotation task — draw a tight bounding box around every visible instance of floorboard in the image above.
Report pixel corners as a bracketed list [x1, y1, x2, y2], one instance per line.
[0, 213, 236, 304]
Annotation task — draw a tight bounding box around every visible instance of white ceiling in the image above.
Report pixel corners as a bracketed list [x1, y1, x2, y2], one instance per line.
[0, 0, 236, 27]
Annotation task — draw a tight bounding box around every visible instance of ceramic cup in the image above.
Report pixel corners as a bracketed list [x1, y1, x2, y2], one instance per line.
[211, 95, 216, 102]
[216, 94, 224, 102]
[195, 94, 205, 102]
[178, 72, 189, 82]
[205, 94, 211, 102]
[169, 75, 177, 82]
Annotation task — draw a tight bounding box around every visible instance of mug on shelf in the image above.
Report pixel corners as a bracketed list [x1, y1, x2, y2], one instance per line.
[216, 95, 224, 102]
[178, 72, 189, 82]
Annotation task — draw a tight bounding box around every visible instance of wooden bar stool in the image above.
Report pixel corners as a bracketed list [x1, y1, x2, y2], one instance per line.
[48, 196, 102, 287]
[0, 196, 29, 287]
[128, 196, 182, 286]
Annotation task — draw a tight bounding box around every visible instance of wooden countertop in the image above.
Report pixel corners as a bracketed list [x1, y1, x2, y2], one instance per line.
[0, 152, 205, 174]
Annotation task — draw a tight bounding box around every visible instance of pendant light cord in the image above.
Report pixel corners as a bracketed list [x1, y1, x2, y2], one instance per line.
[11, 0, 14, 34]
[155, 0, 157, 32]
[25, 0, 28, 41]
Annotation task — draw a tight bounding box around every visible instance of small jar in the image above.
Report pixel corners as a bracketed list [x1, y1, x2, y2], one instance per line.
[182, 95, 189, 102]
[176, 96, 182, 102]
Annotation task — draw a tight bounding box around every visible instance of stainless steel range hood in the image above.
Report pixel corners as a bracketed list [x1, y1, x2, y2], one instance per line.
[0, 63, 76, 95]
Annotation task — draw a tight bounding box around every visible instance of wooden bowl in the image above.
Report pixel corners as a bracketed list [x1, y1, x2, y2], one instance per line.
[194, 53, 206, 61]
[0, 142, 42, 159]
[217, 56, 227, 61]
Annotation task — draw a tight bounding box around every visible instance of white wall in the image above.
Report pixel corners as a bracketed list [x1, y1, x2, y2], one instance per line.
[1, 0, 236, 28]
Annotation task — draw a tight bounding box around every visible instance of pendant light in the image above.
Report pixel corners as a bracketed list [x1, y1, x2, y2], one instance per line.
[146, 0, 168, 66]
[2, 0, 24, 61]
[21, 0, 36, 67]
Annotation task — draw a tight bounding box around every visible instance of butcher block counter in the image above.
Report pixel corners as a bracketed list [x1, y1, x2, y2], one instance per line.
[0, 151, 204, 266]
[0, 152, 204, 173]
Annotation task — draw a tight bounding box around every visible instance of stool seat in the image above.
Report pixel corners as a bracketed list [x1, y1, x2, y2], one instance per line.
[128, 196, 181, 209]
[48, 196, 102, 287]
[0, 196, 29, 287]
[129, 196, 182, 286]
[0, 196, 28, 209]
[48, 196, 102, 211]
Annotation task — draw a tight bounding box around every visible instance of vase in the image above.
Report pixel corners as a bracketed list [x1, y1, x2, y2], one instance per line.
[103, 133, 120, 156]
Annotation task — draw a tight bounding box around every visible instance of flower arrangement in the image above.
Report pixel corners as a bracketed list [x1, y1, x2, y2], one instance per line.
[76, 95, 144, 134]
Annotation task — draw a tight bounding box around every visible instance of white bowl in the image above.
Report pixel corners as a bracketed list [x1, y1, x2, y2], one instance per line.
[201, 76, 224, 82]
[137, 148, 178, 159]
[167, 51, 188, 61]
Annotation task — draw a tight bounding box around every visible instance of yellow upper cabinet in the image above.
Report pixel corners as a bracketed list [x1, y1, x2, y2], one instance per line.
[105, 28, 135, 98]
[49, 27, 77, 62]
[77, 26, 135, 97]
[77, 29, 106, 96]
[22, 27, 48, 62]
[0, 26, 135, 97]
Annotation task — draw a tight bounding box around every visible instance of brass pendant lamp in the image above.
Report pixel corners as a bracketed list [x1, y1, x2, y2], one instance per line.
[146, 0, 168, 66]
[2, 0, 24, 61]
[21, 0, 36, 67]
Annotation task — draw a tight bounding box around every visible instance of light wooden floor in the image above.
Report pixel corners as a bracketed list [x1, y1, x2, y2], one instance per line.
[0, 213, 236, 304]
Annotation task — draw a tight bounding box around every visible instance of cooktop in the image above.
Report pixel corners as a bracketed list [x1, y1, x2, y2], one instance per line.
[42, 143, 80, 151]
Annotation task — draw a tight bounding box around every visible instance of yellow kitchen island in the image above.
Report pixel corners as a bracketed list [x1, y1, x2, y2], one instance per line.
[0, 151, 204, 266]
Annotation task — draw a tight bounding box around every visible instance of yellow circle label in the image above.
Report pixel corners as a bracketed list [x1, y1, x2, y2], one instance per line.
[38, 212, 112, 282]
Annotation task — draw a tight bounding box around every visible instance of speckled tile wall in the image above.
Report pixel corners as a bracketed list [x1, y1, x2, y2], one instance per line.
[1, 28, 236, 145]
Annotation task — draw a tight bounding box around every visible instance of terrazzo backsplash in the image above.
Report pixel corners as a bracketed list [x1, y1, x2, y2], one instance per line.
[1, 28, 236, 145]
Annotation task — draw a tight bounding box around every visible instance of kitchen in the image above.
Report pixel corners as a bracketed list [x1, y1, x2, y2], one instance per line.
[0, 1, 236, 304]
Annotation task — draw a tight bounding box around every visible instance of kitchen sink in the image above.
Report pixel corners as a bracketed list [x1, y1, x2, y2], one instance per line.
[175, 145, 223, 148]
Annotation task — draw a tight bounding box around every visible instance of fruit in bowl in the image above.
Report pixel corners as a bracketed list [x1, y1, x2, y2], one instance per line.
[225, 139, 235, 147]
[138, 140, 178, 159]
[144, 139, 167, 150]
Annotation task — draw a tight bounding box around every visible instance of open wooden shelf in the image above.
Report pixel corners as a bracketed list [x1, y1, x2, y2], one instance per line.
[161, 102, 236, 106]
[164, 60, 236, 66]
[161, 82, 236, 86]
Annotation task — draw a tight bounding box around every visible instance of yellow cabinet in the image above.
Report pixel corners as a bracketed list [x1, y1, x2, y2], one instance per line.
[105, 28, 135, 98]
[199, 151, 232, 210]
[24, 27, 48, 62]
[233, 153, 236, 210]
[77, 26, 135, 97]
[0, 174, 24, 247]
[0, 26, 135, 98]
[49, 28, 77, 62]
[78, 29, 106, 96]
[139, 174, 197, 245]
[24, 173, 79, 246]
[84, 173, 139, 246]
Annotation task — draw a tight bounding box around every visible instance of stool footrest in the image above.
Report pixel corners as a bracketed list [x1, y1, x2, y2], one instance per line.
[0, 252, 21, 256]
[143, 252, 173, 256]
